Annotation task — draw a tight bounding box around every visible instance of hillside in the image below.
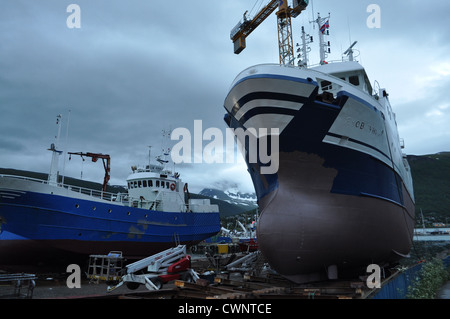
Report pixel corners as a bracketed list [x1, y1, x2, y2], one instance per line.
[407, 152, 450, 222]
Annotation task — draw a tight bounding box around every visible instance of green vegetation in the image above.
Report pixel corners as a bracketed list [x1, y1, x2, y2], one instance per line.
[406, 257, 450, 299]
[220, 208, 258, 231]
[408, 152, 450, 226]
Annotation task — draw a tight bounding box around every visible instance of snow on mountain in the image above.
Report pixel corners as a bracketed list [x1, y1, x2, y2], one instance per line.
[224, 188, 257, 202]
[199, 188, 257, 209]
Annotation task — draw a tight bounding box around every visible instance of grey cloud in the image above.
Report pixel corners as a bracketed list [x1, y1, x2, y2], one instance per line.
[0, 0, 449, 192]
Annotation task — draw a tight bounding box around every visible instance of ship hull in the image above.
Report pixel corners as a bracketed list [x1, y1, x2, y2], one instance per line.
[0, 176, 220, 267]
[256, 151, 415, 282]
[224, 64, 415, 282]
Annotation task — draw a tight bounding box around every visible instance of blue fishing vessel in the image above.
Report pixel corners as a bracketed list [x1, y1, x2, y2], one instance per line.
[224, 12, 415, 283]
[0, 115, 220, 266]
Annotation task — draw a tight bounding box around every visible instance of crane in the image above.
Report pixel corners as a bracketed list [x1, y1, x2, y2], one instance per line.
[68, 152, 111, 193]
[230, 0, 309, 65]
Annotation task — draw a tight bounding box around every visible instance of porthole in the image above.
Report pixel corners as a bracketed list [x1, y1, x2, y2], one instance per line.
[93, 206, 96, 211]
[144, 214, 148, 218]
[75, 204, 79, 208]
[127, 212, 131, 216]
[108, 209, 112, 213]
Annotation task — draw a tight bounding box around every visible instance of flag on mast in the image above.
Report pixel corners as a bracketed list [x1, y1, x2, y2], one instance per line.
[320, 19, 329, 34]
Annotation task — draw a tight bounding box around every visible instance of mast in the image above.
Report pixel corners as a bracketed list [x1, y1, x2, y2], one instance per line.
[48, 114, 63, 186]
[155, 129, 171, 169]
[297, 26, 312, 68]
[313, 13, 330, 65]
[148, 145, 152, 169]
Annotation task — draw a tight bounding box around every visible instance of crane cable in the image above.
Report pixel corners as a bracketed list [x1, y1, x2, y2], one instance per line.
[249, 0, 264, 19]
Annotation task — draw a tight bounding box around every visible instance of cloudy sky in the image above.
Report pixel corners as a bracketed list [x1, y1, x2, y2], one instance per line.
[0, 0, 449, 193]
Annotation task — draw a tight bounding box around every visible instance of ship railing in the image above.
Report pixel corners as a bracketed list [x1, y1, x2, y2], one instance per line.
[63, 184, 118, 202]
[1, 174, 197, 210]
[0, 174, 121, 203]
[1, 174, 45, 185]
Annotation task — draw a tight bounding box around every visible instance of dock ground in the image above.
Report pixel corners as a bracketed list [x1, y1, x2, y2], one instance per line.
[31, 278, 151, 299]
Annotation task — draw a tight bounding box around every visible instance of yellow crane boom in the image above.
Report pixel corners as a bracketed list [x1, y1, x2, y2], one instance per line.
[230, 0, 309, 65]
[230, 0, 279, 55]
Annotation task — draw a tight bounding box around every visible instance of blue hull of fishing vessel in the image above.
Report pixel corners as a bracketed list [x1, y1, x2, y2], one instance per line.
[0, 117, 220, 267]
[0, 175, 220, 266]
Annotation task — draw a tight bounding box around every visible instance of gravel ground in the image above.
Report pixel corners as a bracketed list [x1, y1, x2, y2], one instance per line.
[32, 279, 146, 299]
[0, 277, 162, 299]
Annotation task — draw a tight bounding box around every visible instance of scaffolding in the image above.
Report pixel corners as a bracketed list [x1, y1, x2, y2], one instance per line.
[87, 251, 125, 284]
[0, 273, 36, 299]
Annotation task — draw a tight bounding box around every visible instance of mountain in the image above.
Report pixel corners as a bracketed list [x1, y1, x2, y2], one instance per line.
[199, 188, 256, 205]
[407, 152, 450, 222]
[198, 188, 258, 217]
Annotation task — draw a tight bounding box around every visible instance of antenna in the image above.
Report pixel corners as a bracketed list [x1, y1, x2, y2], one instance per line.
[148, 145, 152, 168]
[61, 109, 71, 185]
[347, 16, 352, 45]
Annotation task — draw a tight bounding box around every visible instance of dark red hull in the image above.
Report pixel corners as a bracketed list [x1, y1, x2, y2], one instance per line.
[256, 152, 415, 283]
[0, 238, 201, 271]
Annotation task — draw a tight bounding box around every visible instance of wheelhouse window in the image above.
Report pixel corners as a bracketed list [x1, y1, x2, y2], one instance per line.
[143, 180, 147, 188]
[321, 80, 332, 91]
[349, 75, 360, 86]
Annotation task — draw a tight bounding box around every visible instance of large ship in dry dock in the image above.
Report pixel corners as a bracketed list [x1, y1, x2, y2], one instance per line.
[0, 115, 221, 267]
[225, 1, 415, 283]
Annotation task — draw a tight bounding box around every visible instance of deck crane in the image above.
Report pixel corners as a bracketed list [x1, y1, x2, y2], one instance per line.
[68, 152, 111, 193]
[230, 0, 309, 65]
